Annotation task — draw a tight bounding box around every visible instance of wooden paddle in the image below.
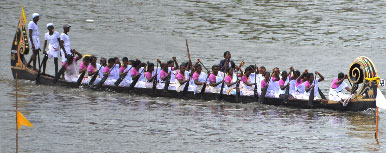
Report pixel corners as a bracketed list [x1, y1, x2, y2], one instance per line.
[235, 61, 245, 103]
[186, 39, 192, 71]
[88, 66, 102, 86]
[258, 77, 270, 103]
[283, 85, 290, 103]
[254, 64, 258, 102]
[200, 71, 210, 97]
[75, 71, 86, 87]
[152, 62, 159, 92]
[163, 72, 172, 91]
[114, 66, 133, 86]
[218, 73, 226, 100]
[308, 75, 316, 107]
[36, 53, 48, 84]
[128, 65, 147, 91]
[95, 65, 115, 89]
[318, 88, 327, 100]
[182, 73, 190, 96]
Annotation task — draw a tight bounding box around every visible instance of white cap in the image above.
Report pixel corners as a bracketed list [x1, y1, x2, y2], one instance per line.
[46, 23, 54, 28]
[32, 13, 39, 19]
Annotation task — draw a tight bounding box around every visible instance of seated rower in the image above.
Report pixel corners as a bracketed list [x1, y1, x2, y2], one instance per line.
[329, 72, 352, 102]
[117, 57, 130, 86]
[260, 72, 272, 97]
[157, 63, 171, 89]
[98, 57, 107, 78]
[175, 64, 190, 92]
[144, 63, 155, 88]
[207, 65, 224, 93]
[130, 59, 146, 88]
[192, 63, 207, 94]
[63, 49, 82, 82]
[279, 71, 293, 99]
[86, 56, 100, 85]
[225, 68, 240, 95]
[304, 71, 324, 99]
[293, 70, 308, 99]
[240, 66, 257, 96]
[102, 58, 117, 85]
[79, 56, 90, 74]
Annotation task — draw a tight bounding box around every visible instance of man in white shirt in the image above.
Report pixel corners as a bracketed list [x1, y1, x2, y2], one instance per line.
[27, 13, 40, 71]
[60, 24, 72, 62]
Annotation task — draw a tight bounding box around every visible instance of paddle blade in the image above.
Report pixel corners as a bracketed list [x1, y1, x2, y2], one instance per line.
[76, 71, 86, 86]
[308, 88, 315, 107]
[376, 88, 386, 109]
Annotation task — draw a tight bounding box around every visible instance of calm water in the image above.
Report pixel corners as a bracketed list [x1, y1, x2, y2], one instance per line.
[1, 0, 386, 152]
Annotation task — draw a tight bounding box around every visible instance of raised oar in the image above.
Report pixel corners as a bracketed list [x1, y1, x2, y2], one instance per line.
[35, 53, 48, 84]
[254, 64, 258, 101]
[186, 39, 192, 70]
[217, 73, 226, 100]
[95, 66, 115, 89]
[128, 66, 147, 91]
[88, 66, 102, 86]
[114, 67, 133, 86]
[75, 70, 86, 87]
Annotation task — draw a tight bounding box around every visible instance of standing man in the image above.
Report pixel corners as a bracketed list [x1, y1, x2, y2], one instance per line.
[219, 51, 236, 72]
[27, 13, 40, 71]
[60, 24, 72, 63]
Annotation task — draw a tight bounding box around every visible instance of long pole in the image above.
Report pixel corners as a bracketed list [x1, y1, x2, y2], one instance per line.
[16, 72, 18, 153]
[375, 107, 379, 141]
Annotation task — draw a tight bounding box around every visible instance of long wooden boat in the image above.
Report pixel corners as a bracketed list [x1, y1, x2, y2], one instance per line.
[10, 11, 379, 112]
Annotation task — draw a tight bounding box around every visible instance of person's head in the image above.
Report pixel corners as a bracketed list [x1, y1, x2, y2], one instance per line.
[259, 66, 266, 74]
[91, 56, 97, 65]
[264, 72, 270, 80]
[46, 23, 54, 32]
[167, 60, 174, 67]
[63, 24, 71, 33]
[147, 63, 154, 72]
[307, 73, 314, 82]
[132, 60, 141, 69]
[281, 71, 288, 79]
[223, 51, 231, 60]
[83, 56, 91, 65]
[195, 64, 202, 73]
[128, 60, 134, 66]
[100, 57, 107, 66]
[303, 72, 309, 81]
[245, 66, 253, 76]
[273, 67, 280, 77]
[338, 72, 345, 80]
[67, 54, 74, 65]
[212, 65, 220, 75]
[122, 57, 129, 66]
[32, 13, 39, 23]
[180, 63, 186, 73]
[107, 58, 115, 67]
[141, 63, 146, 67]
[113, 57, 120, 64]
[294, 70, 300, 78]
[161, 63, 168, 71]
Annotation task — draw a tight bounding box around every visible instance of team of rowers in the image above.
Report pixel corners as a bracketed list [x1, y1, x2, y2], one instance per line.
[26, 13, 353, 103]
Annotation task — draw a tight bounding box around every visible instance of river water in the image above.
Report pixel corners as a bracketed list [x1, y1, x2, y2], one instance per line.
[1, 0, 386, 152]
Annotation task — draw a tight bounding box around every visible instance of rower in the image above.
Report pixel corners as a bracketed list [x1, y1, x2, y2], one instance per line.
[279, 71, 292, 98]
[42, 23, 61, 76]
[305, 72, 324, 93]
[219, 51, 236, 72]
[87, 56, 99, 84]
[261, 72, 270, 96]
[175, 63, 190, 92]
[79, 56, 90, 73]
[207, 65, 224, 93]
[62, 50, 82, 82]
[240, 66, 257, 96]
[98, 57, 107, 78]
[144, 63, 155, 88]
[224, 68, 240, 95]
[192, 63, 207, 94]
[119, 57, 129, 80]
[60, 24, 72, 62]
[27, 13, 40, 71]
[328, 72, 352, 102]
[102, 58, 116, 84]
[130, 59, 146, 88]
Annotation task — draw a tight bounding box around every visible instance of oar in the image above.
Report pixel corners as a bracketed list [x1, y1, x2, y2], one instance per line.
[128, 66, 147, 91]
[182, 73, 190, 96]
[186, 39, 192, 70]
[36, 53, 48, 84]
[200, 71, 210, 97]
[258, 78, 270, 103]
[283, 85, 290, 103]
[254, 64, 258, 102]
[308, 75, 316, 107]
[163, 72, 172, 91]
[318, 88, 327, 100]
[218, 73, 226, 100]
[53, 66, 66, 84]
[152, 62, 159, 92]
[75, 70, 86, 87]
[88, 66, 102, 86]
[198, 60, 209, 72]
[37, 49, 41, 71]
[95, 66, 115, 89]
[114, 66, 133, 86]
[235, 61, 244, 103]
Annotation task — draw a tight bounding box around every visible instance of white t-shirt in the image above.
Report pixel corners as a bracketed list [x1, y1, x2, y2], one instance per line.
[28, 21, 39, 36]
[44, 31, 60, 49]
[60, 33, 71, 54]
